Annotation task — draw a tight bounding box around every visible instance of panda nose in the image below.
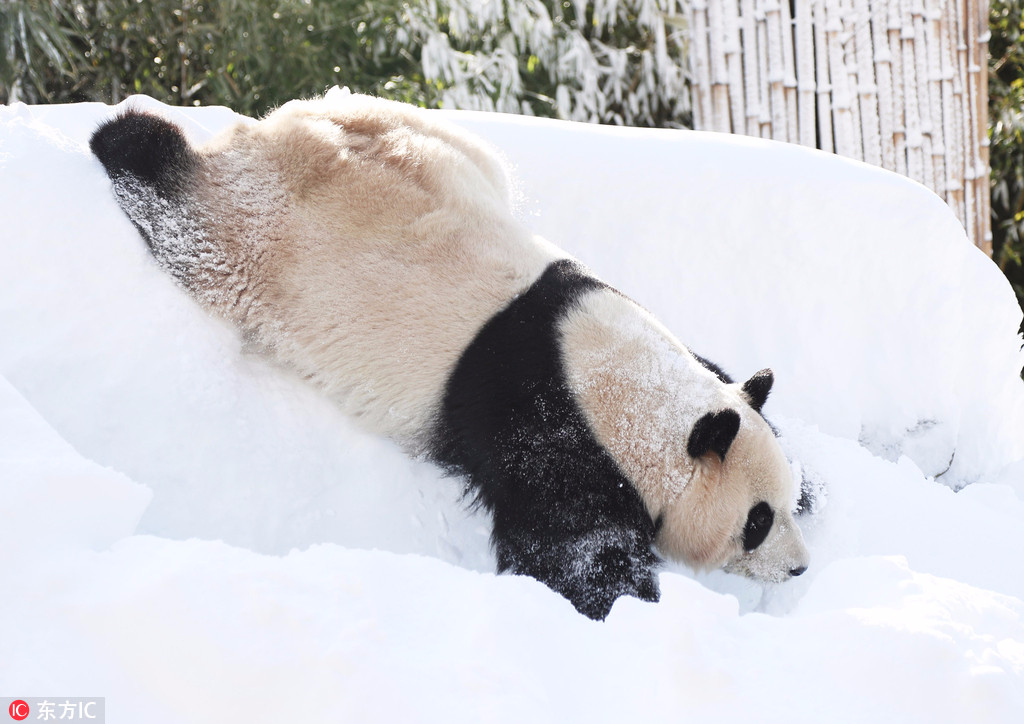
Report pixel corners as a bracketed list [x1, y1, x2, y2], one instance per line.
[789, 566, 807, 578]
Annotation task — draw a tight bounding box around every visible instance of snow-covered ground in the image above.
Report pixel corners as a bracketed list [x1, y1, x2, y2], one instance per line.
[2, 97, 1023, 722]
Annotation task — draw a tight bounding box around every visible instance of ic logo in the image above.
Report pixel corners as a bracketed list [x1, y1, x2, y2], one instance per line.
[8, 701, 29, 721]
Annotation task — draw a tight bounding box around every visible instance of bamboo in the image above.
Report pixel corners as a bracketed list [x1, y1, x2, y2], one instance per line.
[741, 0, 763, 135]
[888, 0, 908, 176]
[939, 3, 963, 220]
[974, 0, 992, 251]
[924, 1, 947, 195]
[872, 0, 898, 169]
[814, 0, 836, 151]
[855, 0, 882, 166]
[688, 0, 991, 250]
[901, 0, 926, 183]
[690, 0, 714, 130]
[911, 0, 936, 188]
[844, 0, 866, 160]
[764, 0, 790, 140]
[827, 0, 857, 157]
[959, 0, 978, 249]
[780, 0, 800, 144]
[795, 0, 818, 147]
[708, 0, 733, 131]
[946, 0, 962, 222]
[723, 0, 747, 132]
[757, 6, 773, 135]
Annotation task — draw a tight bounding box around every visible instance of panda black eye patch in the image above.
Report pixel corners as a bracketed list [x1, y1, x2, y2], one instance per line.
[742, 502, 774, 552]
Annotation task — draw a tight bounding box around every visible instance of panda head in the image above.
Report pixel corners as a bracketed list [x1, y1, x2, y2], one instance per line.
[659, 369, 810, 583]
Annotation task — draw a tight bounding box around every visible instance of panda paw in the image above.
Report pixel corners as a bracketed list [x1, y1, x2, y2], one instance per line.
[497, 527, 661, 620]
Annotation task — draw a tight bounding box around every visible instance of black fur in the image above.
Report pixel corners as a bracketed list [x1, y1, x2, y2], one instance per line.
[89, 110, 197, 198]
[431, 259, 660, 620]
[742, 501, 774, 551]
[742, 368, 774, 412]
[686, 409, 741, 461]
[692, 353, 733, 384]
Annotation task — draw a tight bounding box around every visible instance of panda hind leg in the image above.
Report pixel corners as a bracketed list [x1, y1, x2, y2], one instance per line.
[90, 110, 209, 288]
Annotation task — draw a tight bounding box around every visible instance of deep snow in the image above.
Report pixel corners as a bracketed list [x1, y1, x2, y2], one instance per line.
[1, 95, 1023, 722]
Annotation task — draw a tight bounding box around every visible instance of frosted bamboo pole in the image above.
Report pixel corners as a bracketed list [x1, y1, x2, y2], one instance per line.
[813, 0, 836, 152]
[974, 0, 992, 251]
[780, 0, 800, 143]
[757, 6, 773, 135]
[707, 0, 732, 131]
[939, 1, 964, 223]
[795, 0, 817, 147]
[957, 0, 978, 249]
[723, 0, 747, 133]
[871, 0, 898, 169]
[690, 0, 714, 130]
[924, 1, 947, 196]
[911, 0, 935, 188]
[855, 0, 882, 166]
[763, 0, 790, 140]
[888, 0, 908, 175]
[827, 0, 857, 156]
[900, 0, 926, 183]
[741, 0, 763, 136]
[843, 0, 866, 160]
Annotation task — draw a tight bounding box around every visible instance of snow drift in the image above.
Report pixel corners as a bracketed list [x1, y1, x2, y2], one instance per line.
[1, 96, 1023, 722]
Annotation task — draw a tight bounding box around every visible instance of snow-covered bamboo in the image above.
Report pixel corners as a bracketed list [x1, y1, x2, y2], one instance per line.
[813, 0, 836, 152]
[780, 0, 800, 144]
[827, 0, 858, 157]
[722, 0, 747, 133]
[690, 0, 715, 132]
[763, 0, 790, 139]
[689, 0, 990, 249]
[757, 4, 773, 135]
[795, 0, 818, 147]
[741, 0, 763, 135]
[888, 0, 909, 176]
[872, 0, 898, 170]
[854, 0, 882, 167]
[707, 0, 733, 131]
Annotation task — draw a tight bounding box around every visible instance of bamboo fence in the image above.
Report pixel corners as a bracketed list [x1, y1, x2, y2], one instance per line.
[688, 0, 992, 253]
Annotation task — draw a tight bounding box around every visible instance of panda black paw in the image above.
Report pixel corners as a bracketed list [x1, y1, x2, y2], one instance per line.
[568, 545, 661, 620]
[497, 527, 661, 621]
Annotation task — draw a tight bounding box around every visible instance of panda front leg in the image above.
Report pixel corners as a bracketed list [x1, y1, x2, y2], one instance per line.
[490, 506, 661, 621]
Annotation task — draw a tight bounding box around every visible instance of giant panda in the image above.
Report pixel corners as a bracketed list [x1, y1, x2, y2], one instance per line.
[89, 89, 810, 620]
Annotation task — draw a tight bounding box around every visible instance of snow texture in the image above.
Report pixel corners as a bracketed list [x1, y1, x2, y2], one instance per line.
[1, 97, 1024, 721]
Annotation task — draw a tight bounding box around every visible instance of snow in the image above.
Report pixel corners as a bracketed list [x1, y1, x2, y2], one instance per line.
[2, 97, 1024, 721]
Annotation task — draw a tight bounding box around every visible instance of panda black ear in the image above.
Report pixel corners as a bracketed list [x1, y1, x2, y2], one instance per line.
[742, 368, 774, 412]
[687, 409, 741, 462]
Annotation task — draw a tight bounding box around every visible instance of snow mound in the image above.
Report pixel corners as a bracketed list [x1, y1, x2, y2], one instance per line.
[1, 97, 1023, 722]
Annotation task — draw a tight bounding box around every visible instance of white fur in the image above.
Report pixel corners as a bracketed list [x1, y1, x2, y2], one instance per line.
[179, 93, 563, 450]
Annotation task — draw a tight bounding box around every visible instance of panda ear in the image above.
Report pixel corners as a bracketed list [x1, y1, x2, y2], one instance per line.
[741, 368, 774, 412]
[687, 409, 741, 462]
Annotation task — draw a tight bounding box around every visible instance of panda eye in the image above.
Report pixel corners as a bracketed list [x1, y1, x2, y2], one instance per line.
[742, 501, 774, 552]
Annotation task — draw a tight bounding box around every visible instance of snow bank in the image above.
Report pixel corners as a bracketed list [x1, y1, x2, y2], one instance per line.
[1, 97, 1023, 722]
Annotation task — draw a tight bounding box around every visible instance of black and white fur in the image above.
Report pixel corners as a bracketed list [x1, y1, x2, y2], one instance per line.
[90, 90, 809, 620]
